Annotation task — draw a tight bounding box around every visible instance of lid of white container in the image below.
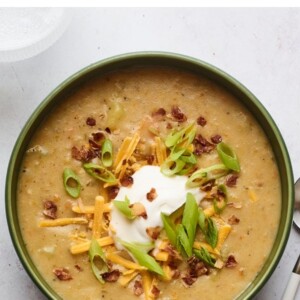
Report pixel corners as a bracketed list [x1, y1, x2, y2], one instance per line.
[0, 8, 71, 62]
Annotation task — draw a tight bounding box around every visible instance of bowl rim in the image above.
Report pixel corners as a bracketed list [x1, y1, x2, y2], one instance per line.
[5, 51, 294, 300]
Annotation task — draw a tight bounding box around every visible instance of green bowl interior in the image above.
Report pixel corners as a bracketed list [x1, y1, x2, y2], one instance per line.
[6, 52, 294, 300]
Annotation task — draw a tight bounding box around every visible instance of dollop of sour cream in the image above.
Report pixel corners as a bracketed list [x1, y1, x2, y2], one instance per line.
[110, 165, 204, 249]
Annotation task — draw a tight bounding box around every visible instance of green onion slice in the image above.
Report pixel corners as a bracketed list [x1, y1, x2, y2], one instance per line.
[198, 207, 206, 233]
[176, 224, 192, 257]
[63, 168, 81, 198]
[182, 193, 199, 247]
[83, 163, 117, 183]
[165, 123, 195, 148]
[120, 241, 164, 276]
[186, 164, 228, 188]
[113, 196, 136, 220]
[217, 142, 240, 172]
[205, 218, 218, 249]
[161, 158, 185, 176]
[213, 184, 228, 214]
[180, 152, 197, 164]
[169, 147, 186, 161]
[176, 164, 195, 176]
[161, 213, 177, 247]
[89, 239, 109, 283]
[193, 247, 216, 267]
[101, 139, 113, 167]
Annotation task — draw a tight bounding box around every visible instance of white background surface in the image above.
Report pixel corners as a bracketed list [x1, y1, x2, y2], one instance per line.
[0, 7, 300, 300]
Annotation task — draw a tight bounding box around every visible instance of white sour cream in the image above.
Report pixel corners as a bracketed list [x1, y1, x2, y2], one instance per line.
[110, 165, 204, 249]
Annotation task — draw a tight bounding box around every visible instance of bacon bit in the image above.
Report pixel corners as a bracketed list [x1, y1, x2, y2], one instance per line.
[193, 134, 215, 155]
[211, 134, 222, 144]
[88, 138, 101, 149]
[151, 285, 161, 298]
[43, 200, 57, 219]
[226, 255, 238, 268]
[92, 131, 105, 142]
[71, 146, 98, 162]
[105, 127, 111, 134]
[53, 268, 72, 281]
[86, 117, 96, 126]
[197, 116, 207, 127]
[120, 175, 134, 187]
[146, 188, 157, 201]
[152, 108, 166, 119]
[226, 174, 239, 187]
[106, 186, 120, 200]
[164, 244, 181, 260]
[168, 260, 178, 270]
[171, 106, 187, 122]
[102, 269, 120, 282]
[228, 215, 240, 225]
[187, 256, 209, 277]
[74, 264, 83, 272]
[146, 226, 161, 240]
[182, 275, 197, 286]
[166, 122, 173, 129]
[133, 280, 144, 296]
[145, 154, 155, 165]
[130, 203, 147, 219]
[172, 269, 181, 279]
[200, 180, 215, 192]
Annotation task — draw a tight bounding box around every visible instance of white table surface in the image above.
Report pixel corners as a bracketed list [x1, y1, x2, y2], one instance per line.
[0, 7, 299, 300]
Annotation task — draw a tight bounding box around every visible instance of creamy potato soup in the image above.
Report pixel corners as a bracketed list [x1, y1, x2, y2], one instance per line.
[18, 67, 281, 300]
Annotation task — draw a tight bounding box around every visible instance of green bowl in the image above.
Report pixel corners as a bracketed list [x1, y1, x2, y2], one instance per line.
[6, 52, 294, 300]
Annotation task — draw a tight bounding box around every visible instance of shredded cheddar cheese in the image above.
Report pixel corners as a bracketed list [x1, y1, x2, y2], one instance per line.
[92, 196, 105, 239]
[114, 133, 140, 175]
[216, 224, 232, 251]
[154, 136, 167, 166]
[118, 270, 139, 287]
[70, 236, 114, 255]
[106, 252, 147, 271]
[39, 217, 88, 227]
[142, 271, 154, 300]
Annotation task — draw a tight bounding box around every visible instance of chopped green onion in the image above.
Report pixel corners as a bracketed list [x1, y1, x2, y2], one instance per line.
[120, 241, 164, 276]
[205, 218, 218, 249]
[83, 163, 118, 183]
[198, 207, 206, 233]
[186, 164, 228, 188]
[193, 247, 216, 267]
[182, 193, 199, 247]
[169, 147, 186, 161]
[198, 207, 219, 248]
[101, 139, 113, 167]
[180, 152, 197, 164]
[161, 158, 185, 176]
[161, 213, 177, 247]
[165, 123, 195, 148]
[63, 168, 81, 198]
[176, 164, 195, 176]
[213, 184, 228, 214]
[176, 224, 192, 257]
[89, 239, 109, 283]
[217, 142, 240, 172]
[113, 196, 136, 220]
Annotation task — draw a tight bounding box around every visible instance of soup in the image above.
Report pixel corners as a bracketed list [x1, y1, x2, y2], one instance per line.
[17, 67, 281, 300]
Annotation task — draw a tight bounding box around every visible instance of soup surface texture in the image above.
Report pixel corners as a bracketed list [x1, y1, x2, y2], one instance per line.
[18, 67, 281, 300]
